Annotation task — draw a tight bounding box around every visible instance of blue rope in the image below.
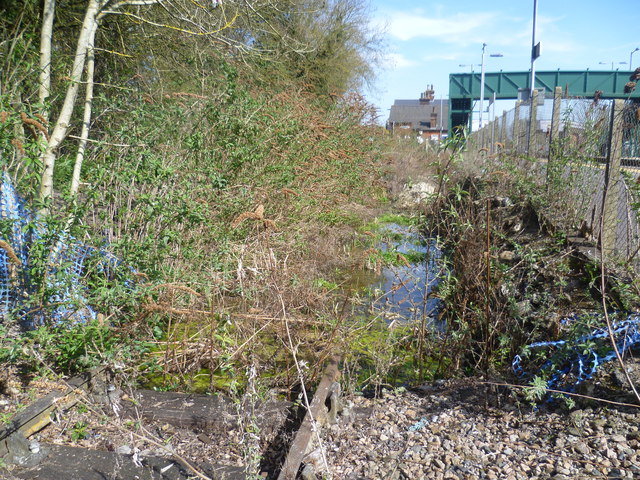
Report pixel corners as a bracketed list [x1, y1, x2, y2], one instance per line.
[513, 314, 640, 392]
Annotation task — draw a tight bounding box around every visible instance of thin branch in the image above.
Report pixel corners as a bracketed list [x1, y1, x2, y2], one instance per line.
[67, 134, 142, 147]
[104, 0, 166, 9]
[93, 47, 134, 58]
[598, 219, 640, 403]
[39, 0, 55, 112]
[276, 287, 331, 476]
[99, 9, 239, 37]
[78, 398, 213, 480]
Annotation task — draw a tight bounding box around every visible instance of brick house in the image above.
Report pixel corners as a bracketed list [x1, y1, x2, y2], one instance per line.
[386, 86, 448, 141]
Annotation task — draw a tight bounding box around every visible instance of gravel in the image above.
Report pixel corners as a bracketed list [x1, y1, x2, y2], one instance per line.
[315, 379, 640, 480]
[4, 372, 640, 479]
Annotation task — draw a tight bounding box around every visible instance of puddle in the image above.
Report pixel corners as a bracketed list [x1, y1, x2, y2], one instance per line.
[349, 223, 446, 327]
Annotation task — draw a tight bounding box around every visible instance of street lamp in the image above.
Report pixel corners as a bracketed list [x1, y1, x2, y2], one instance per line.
[599, 61, 627, 70]
[530, 0, 539, 94]
[479, 44, 487, 129]
[631, 48, 639, 70]
[459, 64, 480, 72]
[479, 46, 503, 129]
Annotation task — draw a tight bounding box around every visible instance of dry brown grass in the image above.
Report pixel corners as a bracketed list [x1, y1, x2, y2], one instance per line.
[10, 138, 25, 155]
[380, 139, 442, 200]
[86, 88, 389, 393]
[231, 204, 278, 230]
[150, 283, 202, 297]
[20, 112, 49, 140]
[0, 239, 21, 266]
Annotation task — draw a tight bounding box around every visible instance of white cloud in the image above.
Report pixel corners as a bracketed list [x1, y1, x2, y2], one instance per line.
[387, 11, 498, 43]
[381, 9, 577, 55]
[535, 15, 579, 54]
[384, 52, 419, 68]
[422, 53, 459, 62]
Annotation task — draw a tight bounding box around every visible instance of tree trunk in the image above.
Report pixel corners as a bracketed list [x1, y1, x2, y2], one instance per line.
[70, 24, 97, 198]
[38, 0, 55, 113]
[39, 0, 100, 210]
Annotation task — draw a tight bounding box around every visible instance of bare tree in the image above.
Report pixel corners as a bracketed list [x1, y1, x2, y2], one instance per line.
[36, 0, 382, 210]
[38, 0, 102, 209]
[38, 0, 55, 112]
[69, 9, 98, 198]
[38, 0, 230, 208]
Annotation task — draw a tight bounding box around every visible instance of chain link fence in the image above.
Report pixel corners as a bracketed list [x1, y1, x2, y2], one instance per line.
[471, 92, 640, 266]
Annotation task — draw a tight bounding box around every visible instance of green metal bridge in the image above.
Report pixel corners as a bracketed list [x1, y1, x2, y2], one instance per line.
[448, 70, 640, 131]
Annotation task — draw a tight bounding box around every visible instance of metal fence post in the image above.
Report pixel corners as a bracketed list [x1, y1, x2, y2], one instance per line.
[601, 99, 625, 256]
[546, 86, 563, 189]
[513, 100, 521, 153]
[500, 111, 507, 146]
[549, 86, 562, 157]
[527, 89, 539, 156]
[490, 118, 498, 153]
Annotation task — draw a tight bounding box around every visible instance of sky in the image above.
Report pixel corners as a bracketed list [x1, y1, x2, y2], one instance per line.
[366, 0, 640, 127]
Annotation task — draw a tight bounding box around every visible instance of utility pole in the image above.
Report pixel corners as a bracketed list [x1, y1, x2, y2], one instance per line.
[630, 48, 639, 69]
[439, 95, 444, 140]
[530, 0, 539, 94]
[479, 43, 487, 129]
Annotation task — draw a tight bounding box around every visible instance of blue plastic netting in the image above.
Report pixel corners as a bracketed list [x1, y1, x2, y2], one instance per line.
[512, 313, 640, 392]
[0, 173, 123, 329]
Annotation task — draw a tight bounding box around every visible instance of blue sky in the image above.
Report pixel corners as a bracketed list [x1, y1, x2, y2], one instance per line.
[366, 0, 640, 125]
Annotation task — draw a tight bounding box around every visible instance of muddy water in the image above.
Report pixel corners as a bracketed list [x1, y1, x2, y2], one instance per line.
[348, 223, 446, 327]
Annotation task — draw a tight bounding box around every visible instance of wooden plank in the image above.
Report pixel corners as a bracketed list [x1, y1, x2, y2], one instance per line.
[0, 367, 108, 463]
[277, 357, 340, 480]
[122, 390, 291, 435]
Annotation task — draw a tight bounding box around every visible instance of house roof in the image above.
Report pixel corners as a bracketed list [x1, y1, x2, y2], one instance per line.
[388, 99, 448, 130]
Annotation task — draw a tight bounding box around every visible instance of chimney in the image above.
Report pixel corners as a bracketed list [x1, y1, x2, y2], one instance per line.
[420, 84, 435, 103]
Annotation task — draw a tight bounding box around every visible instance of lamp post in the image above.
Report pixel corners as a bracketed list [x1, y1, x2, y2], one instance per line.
[530, 0, 539, 94]
[631, 48, 639, 70]
[478, 47, 503, 130]
[459, 64, 479, 131]
[479, 44, 487, 129]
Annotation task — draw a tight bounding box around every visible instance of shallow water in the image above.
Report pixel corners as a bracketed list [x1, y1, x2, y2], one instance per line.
[350, 223, 445, 326]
